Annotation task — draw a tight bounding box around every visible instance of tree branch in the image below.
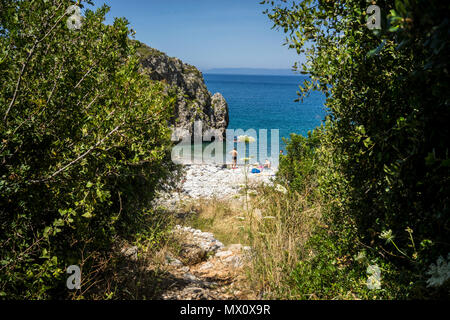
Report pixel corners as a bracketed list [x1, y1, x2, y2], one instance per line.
[3, 3, 66, 123]
[32, 122, 124, 183]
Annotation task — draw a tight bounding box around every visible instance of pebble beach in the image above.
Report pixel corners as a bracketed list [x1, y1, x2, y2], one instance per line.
[175, 164, 276, 200]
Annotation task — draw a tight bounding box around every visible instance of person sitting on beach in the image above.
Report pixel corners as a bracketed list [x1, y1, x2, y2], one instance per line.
[254, 162, 264, 171]
[229, 148, 238, 169]
[264, 159, 271, 169]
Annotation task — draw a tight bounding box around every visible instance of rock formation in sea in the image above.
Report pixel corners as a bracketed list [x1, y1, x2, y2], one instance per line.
[136, 41, 229, 141]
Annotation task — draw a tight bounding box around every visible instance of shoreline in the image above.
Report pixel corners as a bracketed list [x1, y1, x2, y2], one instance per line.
[180, 163, 277, 199]
[159, 163, 277, 204]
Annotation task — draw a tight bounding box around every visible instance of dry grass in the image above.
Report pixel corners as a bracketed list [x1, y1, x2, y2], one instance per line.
[245, 186, 322, 299]
[70, 183, 322, 300]
[65, 208, 179, 300]
[66, 242, 173, 300]
[65, 188, 319, 300]
[176, 185, 322, 300]
[179, 197, 251, 246]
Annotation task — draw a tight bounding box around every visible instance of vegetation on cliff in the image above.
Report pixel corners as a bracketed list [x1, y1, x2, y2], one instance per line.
[136, 41, 229, 140]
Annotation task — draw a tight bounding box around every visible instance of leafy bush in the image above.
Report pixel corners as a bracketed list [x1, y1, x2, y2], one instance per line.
[278, 130, 321, 194]
[0, 1, 178, 299]
[262, 0, 449, 299]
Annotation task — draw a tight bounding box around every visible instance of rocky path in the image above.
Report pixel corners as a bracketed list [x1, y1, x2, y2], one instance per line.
[160, 225, 256, 300]
[153, 164, 274, 300]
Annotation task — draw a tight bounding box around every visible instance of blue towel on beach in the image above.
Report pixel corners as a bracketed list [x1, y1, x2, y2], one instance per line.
[251, 168, 261, 174]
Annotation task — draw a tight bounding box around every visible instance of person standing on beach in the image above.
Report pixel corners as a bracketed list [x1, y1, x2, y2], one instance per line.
[230, 148, 238, 169]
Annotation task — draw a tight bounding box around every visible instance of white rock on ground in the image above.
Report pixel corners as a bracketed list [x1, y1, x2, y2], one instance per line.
[155, 164, 271, 300]
[160, 164, 276, 201]
[173, 225, 224, 253]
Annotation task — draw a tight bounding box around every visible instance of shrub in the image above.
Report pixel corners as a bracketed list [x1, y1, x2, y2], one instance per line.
[0, 1, 178, 299]
[261, 0, 450, 299]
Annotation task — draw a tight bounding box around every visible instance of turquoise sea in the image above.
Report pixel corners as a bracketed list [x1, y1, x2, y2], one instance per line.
[204, 74, 327, 149]
[175, 74, 327, 166]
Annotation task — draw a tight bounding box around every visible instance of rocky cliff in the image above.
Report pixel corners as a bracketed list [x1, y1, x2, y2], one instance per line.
[136, 41, 229, 141]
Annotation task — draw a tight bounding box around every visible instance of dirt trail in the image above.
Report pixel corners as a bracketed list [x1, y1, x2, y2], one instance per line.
[159, 226, 257, 300]
[152, 163, 269, 300]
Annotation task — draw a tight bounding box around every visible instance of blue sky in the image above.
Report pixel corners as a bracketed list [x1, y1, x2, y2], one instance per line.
[91, 0, 303, 71]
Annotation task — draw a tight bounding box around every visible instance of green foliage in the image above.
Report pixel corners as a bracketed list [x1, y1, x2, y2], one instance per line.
[265, 0, 450, 299]
[135, 40, 167, 59]
[0, 0, 178, 299]
[278, 124, 326, 195]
